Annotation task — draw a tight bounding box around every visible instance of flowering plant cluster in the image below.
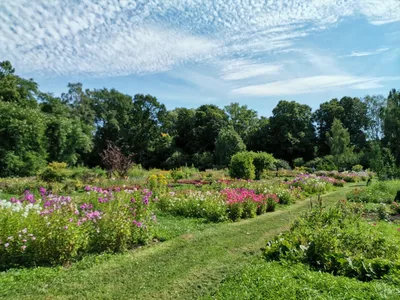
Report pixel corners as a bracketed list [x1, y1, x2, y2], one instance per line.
[157, 187, 281, 222]
[0, 187, 155, 269]
[221, 188, 279, 221]
[285, 174, 336, 194]
[315, 171, 373, 182]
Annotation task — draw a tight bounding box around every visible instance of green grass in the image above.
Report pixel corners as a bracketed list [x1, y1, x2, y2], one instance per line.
[0, 185, 355, 299]
[204, 261, 400, 300]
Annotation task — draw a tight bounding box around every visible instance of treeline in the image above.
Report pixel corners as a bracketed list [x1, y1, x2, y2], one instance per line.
[0, 61, 399, 178]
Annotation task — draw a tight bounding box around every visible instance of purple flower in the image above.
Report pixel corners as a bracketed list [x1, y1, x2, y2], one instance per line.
[39, 187, 47, 195]
[24, 191, 36, 203]
[133, 220, 142, 228]
[80, 203, 93, 210]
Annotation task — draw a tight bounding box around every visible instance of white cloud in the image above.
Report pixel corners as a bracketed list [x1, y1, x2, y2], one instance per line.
[232, 75, 400, 96]
[348, 48, 390, 57]
[0, 0, 399, 76]
[220, 60, 282, 81]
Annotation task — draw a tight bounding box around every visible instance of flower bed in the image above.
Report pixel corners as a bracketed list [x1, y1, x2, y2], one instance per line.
[0, 187, 155, 270]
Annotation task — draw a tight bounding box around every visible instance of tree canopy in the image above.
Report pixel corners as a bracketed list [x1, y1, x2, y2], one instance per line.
[0, 60, 399, 176]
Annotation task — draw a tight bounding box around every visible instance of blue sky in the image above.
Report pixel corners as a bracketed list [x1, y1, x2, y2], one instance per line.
[1, 0, 399, 117]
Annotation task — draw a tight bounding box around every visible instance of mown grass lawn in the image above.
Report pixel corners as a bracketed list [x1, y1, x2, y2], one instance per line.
[1, 184, 359, 299]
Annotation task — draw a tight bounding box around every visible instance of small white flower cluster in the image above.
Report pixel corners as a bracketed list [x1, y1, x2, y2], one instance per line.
[0, 200, 42, 217]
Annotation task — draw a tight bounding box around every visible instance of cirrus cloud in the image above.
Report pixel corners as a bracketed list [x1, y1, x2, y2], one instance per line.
[0, 0, 399, 77]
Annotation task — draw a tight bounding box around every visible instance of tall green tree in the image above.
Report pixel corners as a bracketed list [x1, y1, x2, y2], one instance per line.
[313, 97, 369, 155]
[39, 93, 93, 165]
[363, 94, 386, 141]
[214, 127, 246, 167]
[191, 104, 228, 154]
[0, 61, 38, 108]
[268, 101, 315, 162]
[313, 99, 344, 155]
[224, 103, 258, 144]
[126, 94, 167, 167]
[382, 89, 400, 165]
[0, 101, 47, 176]
[326, 119, 354, 169]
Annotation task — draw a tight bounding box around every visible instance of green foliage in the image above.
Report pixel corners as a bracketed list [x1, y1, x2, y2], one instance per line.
[252, 152, 275, 180]
[165, 151, 188, 169]
[38, 162, 69, 182]
[274, 159, 291, 170]
[229, 151, 255, 180]
[346, 180, 400, 204]
[267, 100, 316, 162]
[293, 157, 305, 167]
[382, 89, 400, 165]
[265, 202, 400, 281]
[314, 97, 369, 156]
[170, 168, 185, 182]
[0, 101, 47, 177]
[191, 152, 214, 170]
[352, 164, 364, 172]
[207, 261, 400, 300]
[0, 189, 155, 269]
[214, 127, 246, 167]
[327, 118, 354, 169]
[224, 102, 259, 143]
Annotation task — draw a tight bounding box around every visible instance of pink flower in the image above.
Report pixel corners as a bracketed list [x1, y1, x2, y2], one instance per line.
[63, 226, 68, 230]
[21, 245, 27, 251]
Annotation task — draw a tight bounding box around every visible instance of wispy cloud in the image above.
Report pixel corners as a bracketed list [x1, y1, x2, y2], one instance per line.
[219, 60, 282, 81]
[232, 75, 400, 96]
[348, 48, 390, 57]
[0, 0, 399, 76]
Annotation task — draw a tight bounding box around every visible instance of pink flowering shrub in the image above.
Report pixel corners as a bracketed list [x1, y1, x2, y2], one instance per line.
[222, 188, 279, 221]
[0, 187, 155, 269]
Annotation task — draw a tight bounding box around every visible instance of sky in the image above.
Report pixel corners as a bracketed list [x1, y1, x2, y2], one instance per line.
[1, 0, 400, 117]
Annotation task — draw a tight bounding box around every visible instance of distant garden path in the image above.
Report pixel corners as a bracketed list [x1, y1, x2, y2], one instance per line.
[0, 185, 356, 300]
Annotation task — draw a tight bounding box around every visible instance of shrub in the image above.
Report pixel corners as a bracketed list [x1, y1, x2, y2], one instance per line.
[293, 157, 305, 167]
[214, 127, 246, 167]
[38, 162, 70, 182]
[229, 152, 255, 180]
[346, 180, 400, 204]
[100, 142, 135, 178]
[264, 202, 400, 281]
[352, 164, 364, 172]
[252, 152, 275, 180]
[170, 168, 185, 182]
[274, 159, 291, 170]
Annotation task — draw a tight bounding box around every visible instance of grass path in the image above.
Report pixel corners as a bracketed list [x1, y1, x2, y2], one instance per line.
[0, 185, 357, 299]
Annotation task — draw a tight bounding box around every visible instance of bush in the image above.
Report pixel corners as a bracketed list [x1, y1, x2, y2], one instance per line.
[38, 162, 70, 182]
[346, 180, 400, 204]
[229, 152, 255, 180]
[352, 164, 364, 172]
[293, 157, 305, 167]
[274, 159, 291, 170]
[252, 152, 275, 180]
[264, 202, 400, 281]
[171, 168, 185, 182]
[207, 261, 400, 300]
